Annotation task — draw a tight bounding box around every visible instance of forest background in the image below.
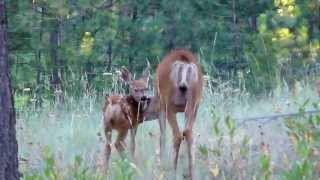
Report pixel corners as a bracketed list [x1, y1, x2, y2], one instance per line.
[8, 0, 320, 103]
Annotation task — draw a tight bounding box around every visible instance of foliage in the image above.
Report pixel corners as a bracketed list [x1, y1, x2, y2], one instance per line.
[23, 147, 105, 180]
[111, 159, 135, 180]
[6, 0, 320, 101]
[282, 103, 320, 179]
[196, 97, 320, 179]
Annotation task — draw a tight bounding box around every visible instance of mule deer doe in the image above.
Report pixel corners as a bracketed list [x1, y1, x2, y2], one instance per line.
[155, 49, 203, 179]
[103, 66, 158, 168]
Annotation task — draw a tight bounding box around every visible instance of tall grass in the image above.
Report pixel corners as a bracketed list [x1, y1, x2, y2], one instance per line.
[17, 78, 320, 179]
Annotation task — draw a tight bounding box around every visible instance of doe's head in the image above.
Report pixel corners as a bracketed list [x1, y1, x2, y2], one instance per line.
[120, 66, 150, 102]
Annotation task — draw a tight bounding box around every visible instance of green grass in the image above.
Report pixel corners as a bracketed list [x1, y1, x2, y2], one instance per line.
[17, 81, 320, 179]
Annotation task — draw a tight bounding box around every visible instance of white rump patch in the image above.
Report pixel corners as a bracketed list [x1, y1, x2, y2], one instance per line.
[170, 61, 198, 88]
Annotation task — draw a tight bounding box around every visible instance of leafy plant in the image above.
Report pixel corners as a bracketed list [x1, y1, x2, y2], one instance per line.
[72, 155, 90, 180]
[111, 159, 135, 180]
[282, 103, 320, 179]
[260, 153, 271, 180]
[23, 146, 104, 180]
[240, 134, 249, 158]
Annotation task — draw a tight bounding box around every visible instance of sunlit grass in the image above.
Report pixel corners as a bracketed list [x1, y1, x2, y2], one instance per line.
[17, 79, 320, 179]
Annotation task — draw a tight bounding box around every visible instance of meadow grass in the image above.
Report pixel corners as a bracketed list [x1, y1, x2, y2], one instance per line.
[17, 80, 320, 179]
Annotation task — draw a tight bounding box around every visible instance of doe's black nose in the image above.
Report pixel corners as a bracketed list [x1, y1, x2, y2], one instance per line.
[179, 85, 187, 94]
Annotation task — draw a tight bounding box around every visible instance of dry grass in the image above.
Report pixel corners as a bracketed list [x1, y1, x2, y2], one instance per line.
[17, 80, 320, 179]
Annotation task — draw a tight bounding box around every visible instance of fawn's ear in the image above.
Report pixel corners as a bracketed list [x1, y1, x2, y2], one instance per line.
[141, 62, 150, 84]
[120, 67, 133, 83]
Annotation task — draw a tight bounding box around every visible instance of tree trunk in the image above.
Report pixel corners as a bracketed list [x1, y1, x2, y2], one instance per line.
[49, 19, 63, 102]
[318, 8, 320, 32]
[250, 0, 257, 32]
[85, 59, 94, 90]
[308, 15, 314, 42]
[106, 42, 112, 71]
[251, 15, 257, 32]
[0, 1, 20, 179]
[128, 4, 138, 71]
[163, 3, 176, 50]
[49, 20, 60, 91]
[232, 0, 239, 64]
[34, 5, 44, 108]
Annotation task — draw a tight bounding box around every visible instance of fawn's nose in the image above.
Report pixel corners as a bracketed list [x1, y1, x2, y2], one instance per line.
[141, 95, 148, 101]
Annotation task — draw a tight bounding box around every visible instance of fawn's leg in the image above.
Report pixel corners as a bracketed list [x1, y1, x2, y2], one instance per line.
[115, 129, 128, 158]
[158, 110, 167, 163]
[130, 125, 138, 159]
[104, 123, 112, 170]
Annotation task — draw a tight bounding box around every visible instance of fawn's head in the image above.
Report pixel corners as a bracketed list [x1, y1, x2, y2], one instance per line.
[120, 66, 150, 102]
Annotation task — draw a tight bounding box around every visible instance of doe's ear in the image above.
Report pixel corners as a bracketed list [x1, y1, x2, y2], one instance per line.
[120, 67, 133, 83]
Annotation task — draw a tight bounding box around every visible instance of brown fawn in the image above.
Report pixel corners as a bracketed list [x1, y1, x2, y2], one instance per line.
[155, 49, 203, 179]
[103, 66, 158, 167]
